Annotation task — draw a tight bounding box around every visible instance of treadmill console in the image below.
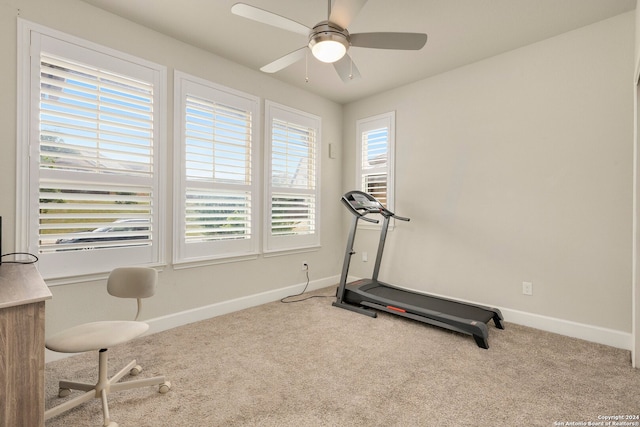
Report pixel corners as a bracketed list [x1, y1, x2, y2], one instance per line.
[342, 190, 409, 222]
[351, 193, 381, 209]
[344, 191, 383, 213]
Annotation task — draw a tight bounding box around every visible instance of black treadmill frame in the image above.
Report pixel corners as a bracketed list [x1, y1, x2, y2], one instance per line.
[332, 190, 504, 349]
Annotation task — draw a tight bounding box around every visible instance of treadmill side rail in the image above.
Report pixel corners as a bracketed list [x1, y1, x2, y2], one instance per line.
[332, 301, 377, 318]
[360, 300, 491, 349]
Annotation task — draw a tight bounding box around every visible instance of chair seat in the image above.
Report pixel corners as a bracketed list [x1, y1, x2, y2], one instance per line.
[46, 321, 149, 353]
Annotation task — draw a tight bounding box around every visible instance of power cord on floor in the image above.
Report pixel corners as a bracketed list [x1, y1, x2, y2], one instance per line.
[280, 269, 334, 303]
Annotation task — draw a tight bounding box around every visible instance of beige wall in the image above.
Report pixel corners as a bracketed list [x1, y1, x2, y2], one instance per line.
[0, 0, 344, 334]
[343, 12, 635, 333]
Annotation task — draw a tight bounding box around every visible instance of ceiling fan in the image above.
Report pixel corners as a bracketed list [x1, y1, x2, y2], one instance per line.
[231, 0, 428, 82]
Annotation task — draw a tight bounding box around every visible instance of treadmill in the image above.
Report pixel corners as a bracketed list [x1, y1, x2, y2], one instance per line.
[333, 190, 504, 349]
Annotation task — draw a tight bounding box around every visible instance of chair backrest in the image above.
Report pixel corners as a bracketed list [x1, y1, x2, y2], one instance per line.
[107, 267, 157, 299]
[107, 267, 157, 321]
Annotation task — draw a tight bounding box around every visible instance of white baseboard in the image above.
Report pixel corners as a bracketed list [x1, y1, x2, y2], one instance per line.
[45, 275, 340, 363]
[144, 275, 339, 336]
[394, 284, 633, 351]
[46, 275, 632, 363]
[501, 307, 632, 350]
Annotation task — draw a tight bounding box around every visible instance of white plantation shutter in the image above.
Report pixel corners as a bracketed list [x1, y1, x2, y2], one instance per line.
[40, 55, 154, 177]
[270, 119, 317, 237]
[271, 193, 316, 237]
[39, 180, 152, 251]
[184, 98, 251, 184]
[38, 54, 155, 253]
[271, 119, 315, 191]
[265, 102, 320, 252]
[184, 190, 251, 242]
[175, 73, 259, 263]
[361, 127, 389, 205]
[18, 27, 165, 279]
[356, 112, 395, 213]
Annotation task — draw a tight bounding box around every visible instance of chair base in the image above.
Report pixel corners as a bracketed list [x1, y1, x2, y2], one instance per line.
[45, 348, 170, 427]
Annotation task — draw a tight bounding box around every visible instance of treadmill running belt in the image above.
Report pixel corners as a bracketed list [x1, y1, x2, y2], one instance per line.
[364, 284, 496, 324]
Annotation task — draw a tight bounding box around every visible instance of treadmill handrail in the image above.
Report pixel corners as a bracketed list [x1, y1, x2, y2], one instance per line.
[381, 207, 410, 222]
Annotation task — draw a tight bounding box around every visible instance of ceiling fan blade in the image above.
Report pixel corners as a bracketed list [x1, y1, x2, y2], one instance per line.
[350, 32, 428, 50]
[260, 47, 308, 73]
[231, 3, 310, 36]
[329, 0, 368, 29]
[333, 54, 361, 83]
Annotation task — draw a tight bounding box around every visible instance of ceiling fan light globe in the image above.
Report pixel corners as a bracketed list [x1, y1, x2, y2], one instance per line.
[311, 40, 347, 63]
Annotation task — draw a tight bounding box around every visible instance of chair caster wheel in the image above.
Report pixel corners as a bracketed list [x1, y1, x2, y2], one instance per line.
[159, 381, 171, 394]
[58, 388, 71, 398]
[130, 365, 142, 376]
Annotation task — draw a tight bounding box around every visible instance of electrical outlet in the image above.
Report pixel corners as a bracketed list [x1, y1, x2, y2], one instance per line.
[522, 281, 533, 296]
[301, 261, 308, 271]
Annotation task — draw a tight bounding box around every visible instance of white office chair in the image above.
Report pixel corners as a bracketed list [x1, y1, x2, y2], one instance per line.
[45, 267, 171, 427]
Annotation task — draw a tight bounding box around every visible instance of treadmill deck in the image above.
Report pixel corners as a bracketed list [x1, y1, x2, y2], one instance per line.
[340, 279, 504, 348]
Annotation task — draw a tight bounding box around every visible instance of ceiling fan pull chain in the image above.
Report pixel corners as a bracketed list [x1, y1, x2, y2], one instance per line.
[305, 50, 309, 83]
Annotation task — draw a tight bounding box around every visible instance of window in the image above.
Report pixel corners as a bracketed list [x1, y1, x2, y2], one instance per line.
[174, 72, 259, 264]
[356, 112, 395, 210]
[17, 20, 166, 279]
[264, 101, 321, 253]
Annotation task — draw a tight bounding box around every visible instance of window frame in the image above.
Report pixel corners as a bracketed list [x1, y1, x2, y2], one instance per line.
[264, 101, 321, 254]
[173, 71, 260, 266]
[355, 111, 396, 217]
[16, 19, 167, 280]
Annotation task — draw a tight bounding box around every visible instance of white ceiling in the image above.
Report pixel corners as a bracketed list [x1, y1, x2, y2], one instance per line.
[80, 0, 635, 104]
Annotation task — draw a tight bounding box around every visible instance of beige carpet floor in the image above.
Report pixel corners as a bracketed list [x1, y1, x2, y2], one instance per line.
[44, 287, 640, 427]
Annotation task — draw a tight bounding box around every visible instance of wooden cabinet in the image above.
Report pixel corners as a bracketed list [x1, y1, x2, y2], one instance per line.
[0, 264, 52, 427]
